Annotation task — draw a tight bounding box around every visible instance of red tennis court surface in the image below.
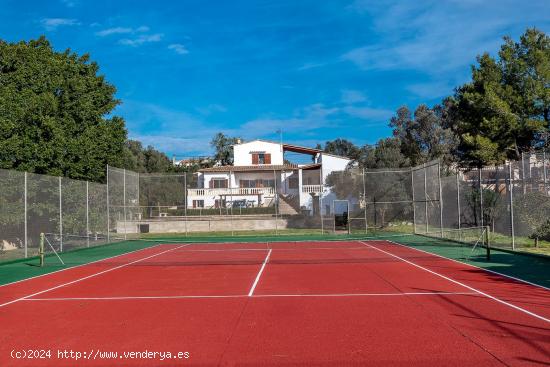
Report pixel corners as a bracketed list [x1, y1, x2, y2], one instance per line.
[0, 240, 549, 366]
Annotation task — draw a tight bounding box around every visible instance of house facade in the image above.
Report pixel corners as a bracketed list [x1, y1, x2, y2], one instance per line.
[186, 140, 352, 215]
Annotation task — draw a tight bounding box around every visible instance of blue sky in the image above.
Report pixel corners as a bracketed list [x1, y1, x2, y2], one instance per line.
[1, 0, 548, 157]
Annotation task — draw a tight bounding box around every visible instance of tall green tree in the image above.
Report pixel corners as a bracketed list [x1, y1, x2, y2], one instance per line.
[452, 28, 549, 166]
[389, 105, 457, 167]
[0, 36, 128, 182]
[210, 133, 241, 165]
[323, 138, 360, 160]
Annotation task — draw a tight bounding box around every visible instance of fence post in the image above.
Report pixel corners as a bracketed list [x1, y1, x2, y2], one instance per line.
[456, 172, 461, 241]
[86, 181, 90, 247]
[485, 225, 490, 261]
[363, 168, 368, 234]
[478, 168, 484, 228]
[438, 161, 444, 237]
[230, 170, 234, 236]
[184, 173, 188, 237]
[424, 164, 428, 233]
[59, 176, 63, 252]
[24, 171, 28, 258]
[273, 169, 278, 236]
[521, 152, 526, 194]
[508, 163, 515, 250]
[106, 165, 110, 242]
[319, 166, 324, 235]
[411, 168, 416, 234]
[123, 168, 127, 240]
[544, 150, 548, 195]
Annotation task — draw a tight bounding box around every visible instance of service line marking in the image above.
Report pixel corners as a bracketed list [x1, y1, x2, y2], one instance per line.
[360, 241, 550, 324]
[21, 291, 477, 301]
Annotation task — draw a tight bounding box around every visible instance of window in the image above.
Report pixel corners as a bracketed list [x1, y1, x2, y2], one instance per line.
[209, 178, 228, 188]
[251, 152, 271, 165]
[288, 177, 298, 189]
[192, 200, 204, 208]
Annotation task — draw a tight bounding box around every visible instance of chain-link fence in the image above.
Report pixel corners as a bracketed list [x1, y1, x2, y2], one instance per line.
[2, 153, 549, 262]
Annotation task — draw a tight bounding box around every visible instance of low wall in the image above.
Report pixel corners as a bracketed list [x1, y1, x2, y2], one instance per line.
[116, 216, 289, 234]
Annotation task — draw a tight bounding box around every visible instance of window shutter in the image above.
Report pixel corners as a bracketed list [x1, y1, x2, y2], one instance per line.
[224, 179, 228, 188]
[265, 153, 271, 164]
[252, 153, 259, 165]
[209, 180, 213, 188]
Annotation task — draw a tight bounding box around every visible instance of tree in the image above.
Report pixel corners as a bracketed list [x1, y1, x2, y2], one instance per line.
[323, 139, 360, 160]
[0, 36, 127, 182]
[358, 138, 410, 169]
[389, 105, 457, 167]
[451, 28, 549, 166]
[210, 133, 241, 165]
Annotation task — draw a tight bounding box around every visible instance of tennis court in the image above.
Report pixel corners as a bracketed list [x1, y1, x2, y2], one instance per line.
[1, 238, 549, 366]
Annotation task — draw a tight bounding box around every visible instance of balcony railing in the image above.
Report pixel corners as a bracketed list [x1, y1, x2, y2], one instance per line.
[302, 184, 323, 193]
[188, 187, 275, 197]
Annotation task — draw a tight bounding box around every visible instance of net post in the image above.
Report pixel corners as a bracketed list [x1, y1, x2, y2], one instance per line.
[86, 180, 89, 247]
[24, 171, 28, 258]
[39, 233, 44, 267]
[59, 176, 63, 252]
[485, 225, 490, 261]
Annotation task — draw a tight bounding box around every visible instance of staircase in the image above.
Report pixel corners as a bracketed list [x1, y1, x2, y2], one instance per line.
[278, 194, 300, 215]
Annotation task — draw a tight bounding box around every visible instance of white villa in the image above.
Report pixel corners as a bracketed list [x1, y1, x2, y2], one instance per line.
[186, 140, 352, 215]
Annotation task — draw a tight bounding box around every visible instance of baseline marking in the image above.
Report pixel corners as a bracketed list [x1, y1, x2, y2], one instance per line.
[21, 291, 477, 301]
[248, 249, 272, 297]
[360, 241, 550, 324]
[0, 244, 191, 308]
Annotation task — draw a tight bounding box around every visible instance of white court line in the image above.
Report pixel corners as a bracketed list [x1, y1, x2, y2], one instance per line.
[173, 247, 368, 253]
[0, 243, 167, 289]
[0, 244, 191, 309]
[21, 291, 477, 301]
[381, 239, 550, 291]
[248, 249, 272, 297]
[360, 241, 550, 324]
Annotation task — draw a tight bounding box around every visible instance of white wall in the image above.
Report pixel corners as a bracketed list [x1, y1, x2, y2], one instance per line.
[233, 140, 284, 166]
[319, 153, 353, 215]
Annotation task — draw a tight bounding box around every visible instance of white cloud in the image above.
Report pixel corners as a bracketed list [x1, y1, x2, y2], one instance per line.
[96, 25, 150, 37]
[168, 43, 189, 55]
[119, 33, 163, 46]
[342, 106, 394, 121]
[96, 27, 133, 36]
[197, 104, 227, 115]
[343, 0, 550, 75]
[40, 18, 79, 31]
[341, 90, 367, 104]
[407, 81, 455, 99]
[297, 62, 325, 71]
[60, 0, 76, 7]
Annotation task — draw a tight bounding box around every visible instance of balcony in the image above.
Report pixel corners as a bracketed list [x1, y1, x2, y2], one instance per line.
[302, 184, 323, 193]
[188, 187, 275, 197]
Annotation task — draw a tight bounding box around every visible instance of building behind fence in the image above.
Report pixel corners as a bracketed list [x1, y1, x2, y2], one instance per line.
[1, 152, 549, 262]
